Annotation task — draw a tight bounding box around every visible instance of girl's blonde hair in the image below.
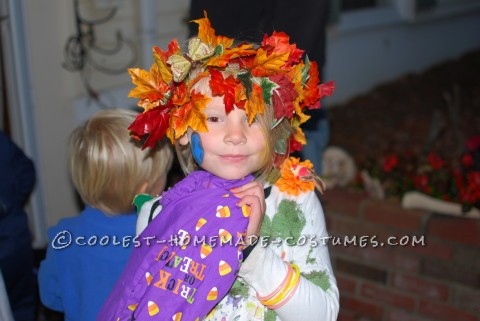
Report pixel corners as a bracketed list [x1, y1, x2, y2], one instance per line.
[70, 109, 174, 214]
[175, 71, 293, 183]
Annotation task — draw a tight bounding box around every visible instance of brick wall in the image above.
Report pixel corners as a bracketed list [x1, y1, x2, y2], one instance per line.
[322, 188, 480, 321]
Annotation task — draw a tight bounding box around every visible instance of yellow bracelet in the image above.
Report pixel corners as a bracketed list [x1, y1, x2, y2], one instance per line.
[260, 264, 300, 307]
[256, 263, 293, 301]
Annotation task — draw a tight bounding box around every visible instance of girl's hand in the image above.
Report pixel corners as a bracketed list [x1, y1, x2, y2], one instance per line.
[231, 181, 266, 245]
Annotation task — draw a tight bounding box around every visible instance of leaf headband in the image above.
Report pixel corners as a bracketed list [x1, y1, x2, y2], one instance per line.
[128, 12, 335, 154]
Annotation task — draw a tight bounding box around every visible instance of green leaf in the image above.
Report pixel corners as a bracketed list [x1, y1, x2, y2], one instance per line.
[271, 200, 306, 240]
[301, 55, 311, 85]
[302, 270, 331, 292]
[214, 44, 223, 56]
[260, 77, 276, 105]
[237, 71, 252, 97]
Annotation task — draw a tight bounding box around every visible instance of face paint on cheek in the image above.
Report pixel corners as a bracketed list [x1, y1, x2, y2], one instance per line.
[190, 132, 204, 165]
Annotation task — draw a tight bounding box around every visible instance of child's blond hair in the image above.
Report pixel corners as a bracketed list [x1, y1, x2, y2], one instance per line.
[69, 109, 174, 214]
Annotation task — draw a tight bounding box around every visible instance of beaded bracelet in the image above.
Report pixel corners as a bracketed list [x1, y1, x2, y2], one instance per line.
[259, 264, 300, 307]
[256, 263, 293, 301]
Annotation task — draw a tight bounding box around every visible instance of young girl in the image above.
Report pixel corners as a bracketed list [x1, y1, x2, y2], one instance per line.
[38, 109, 174, 321]
[99, 14, 338, 321]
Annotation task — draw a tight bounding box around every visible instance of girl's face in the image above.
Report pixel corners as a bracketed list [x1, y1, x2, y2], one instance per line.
[184, 95, 267, 180]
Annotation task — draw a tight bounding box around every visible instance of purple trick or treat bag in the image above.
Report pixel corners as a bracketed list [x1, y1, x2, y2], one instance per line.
[97, 171, 252, 321]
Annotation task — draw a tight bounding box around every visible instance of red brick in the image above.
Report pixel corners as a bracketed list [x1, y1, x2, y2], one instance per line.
[337, 310, 356, 321]
[385, 309, 430, 321]
[427, 216, 480, 247]
[322, 187, 369, 218]
[335, 258, 387, 284]
[363, 200, 426, 232]
[421, 259, 480, 288]
[403, 238, 454, 260]
[336, 273, 357, 294]
[329, 216, 392, 240]
[341, 296, 383, 321]
[361, 283, 416, 311]
[358, 247, 420, 272]
[390, 273, 449, 301]
[451, 287, 480, 316]
[419, 300, 478, 321]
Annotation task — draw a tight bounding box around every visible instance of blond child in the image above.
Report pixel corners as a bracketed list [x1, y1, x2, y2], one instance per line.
[98, 14, 339, 321]
[38, 109, 174, 321]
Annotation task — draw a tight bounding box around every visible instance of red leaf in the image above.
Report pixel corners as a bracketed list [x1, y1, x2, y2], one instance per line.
[128, 107, 170, 149]
[209, 69, 237, 113]
[270, 74, 297, 119]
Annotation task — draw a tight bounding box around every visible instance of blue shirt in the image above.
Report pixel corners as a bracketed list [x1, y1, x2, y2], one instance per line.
[38, 206, 136, 321]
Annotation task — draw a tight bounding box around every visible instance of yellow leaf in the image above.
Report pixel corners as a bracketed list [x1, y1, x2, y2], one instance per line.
[153, 51, 172, 84]
[171, 92, 209, 139]
[128, 65, 170, 107]
[250, 48, 289, 77]
[206, 44, 256, 68]
[244, 83, 265, 124]
[193, 13, 233, 49]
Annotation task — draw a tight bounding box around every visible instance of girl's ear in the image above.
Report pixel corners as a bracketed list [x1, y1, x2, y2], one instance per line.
[179, 134, 189, 146]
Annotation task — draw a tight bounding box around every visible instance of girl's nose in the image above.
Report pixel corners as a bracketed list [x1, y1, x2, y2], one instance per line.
[224, 123, 247, 145]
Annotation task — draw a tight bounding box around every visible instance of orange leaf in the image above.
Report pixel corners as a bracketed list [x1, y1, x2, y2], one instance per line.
[249, 48, 289, 77]
[193, 12, 234, 49]
[206, 44, 256, 68]
[244, 83, 265, 124]
[171, 91, 209, 139]
[128, 66, 170, 110]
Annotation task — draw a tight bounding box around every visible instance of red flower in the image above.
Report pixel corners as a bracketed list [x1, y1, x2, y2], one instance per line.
[465, 135, 480, 151]
[427, 152, 445, 170]
[413, 174, 431, 194]
[461, 153, 475, 168]
[383, 154, 399, 173]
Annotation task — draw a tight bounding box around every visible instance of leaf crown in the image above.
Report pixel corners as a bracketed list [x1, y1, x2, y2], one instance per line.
[127, 12, 335, 155]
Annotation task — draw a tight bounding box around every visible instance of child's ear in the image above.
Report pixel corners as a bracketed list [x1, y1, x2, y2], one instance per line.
[179, 134, 189, 146]
[138, 181, 149, 194]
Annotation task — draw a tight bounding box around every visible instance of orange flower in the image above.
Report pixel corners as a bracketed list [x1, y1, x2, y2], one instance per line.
[275, 157, 315, 196]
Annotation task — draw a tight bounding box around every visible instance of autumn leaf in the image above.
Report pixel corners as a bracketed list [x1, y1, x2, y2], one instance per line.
[260, 77, 276, 105]
[303, 60, 321, 109]
[249, 48, 289, 77]
[318, 81, 336, 98]
[128, 66, 170, 109]
[261, 32, 304, 66]
[128, 107, 171, 149]
[171, 91, 209, 139]
[206, 44, 256, 68]
[244, 83, 265, 123]
[270, 74, 297, 119]
[151, 39, 182, 84]
[153, 51, 173, 84]
[192, 12, 234, 50]
[209, 69, 238, 114]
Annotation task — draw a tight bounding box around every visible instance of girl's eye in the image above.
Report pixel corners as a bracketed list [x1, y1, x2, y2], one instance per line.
[207, 116, 220, 123]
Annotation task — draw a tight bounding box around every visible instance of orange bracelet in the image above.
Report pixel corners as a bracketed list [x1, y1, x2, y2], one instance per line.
[256, 263, 293, 301]
[260, 264, 300, 307]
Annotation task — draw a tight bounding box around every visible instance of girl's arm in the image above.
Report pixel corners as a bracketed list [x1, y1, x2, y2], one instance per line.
[239, 189, 339, 321]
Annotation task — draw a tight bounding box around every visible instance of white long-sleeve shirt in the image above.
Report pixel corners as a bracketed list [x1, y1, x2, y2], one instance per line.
[137, 184, 339, 321]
